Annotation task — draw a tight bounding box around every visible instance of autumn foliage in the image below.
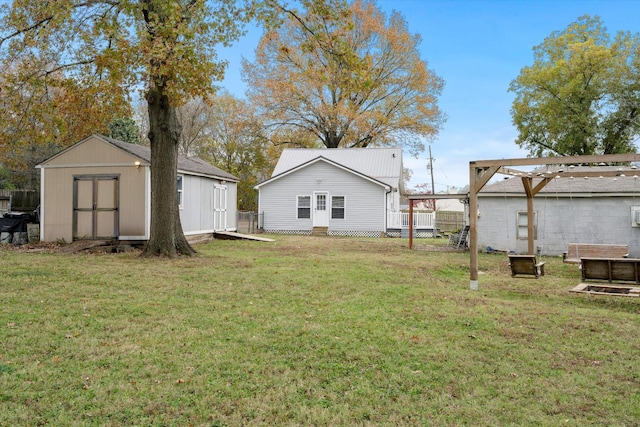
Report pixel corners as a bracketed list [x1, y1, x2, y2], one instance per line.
[243, 0, 445, 156]
[509, 15, 640, 157]
[0, 59, 131, 188]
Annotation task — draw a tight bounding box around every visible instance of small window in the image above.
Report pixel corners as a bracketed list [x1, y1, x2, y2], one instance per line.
[177, 175, 184, 209]
[516, 211, 537, 239]
[632, 206, 640, 227]
[331, 196, 345, 219]
[297, 196, 311, 219]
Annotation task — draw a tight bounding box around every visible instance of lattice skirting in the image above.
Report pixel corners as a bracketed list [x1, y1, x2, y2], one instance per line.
[386, 230, 440, 238]
[262, 229, 312, 236]
[263, 229, 438, 238]
[327, 230, 385, 238]
[263, 229, 383, 238]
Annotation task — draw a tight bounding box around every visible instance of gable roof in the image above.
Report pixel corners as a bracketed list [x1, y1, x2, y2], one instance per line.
[266, 147, 403, 190]
[255, 156, 392, 190]
[481, 166, 640, 195]
[38, 134, 239, 182]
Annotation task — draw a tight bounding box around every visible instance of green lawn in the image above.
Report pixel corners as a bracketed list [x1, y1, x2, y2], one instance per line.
[1, 236, 638, 426]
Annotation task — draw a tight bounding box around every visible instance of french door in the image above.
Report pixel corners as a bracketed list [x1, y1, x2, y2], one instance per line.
[73, 175, 119, 240]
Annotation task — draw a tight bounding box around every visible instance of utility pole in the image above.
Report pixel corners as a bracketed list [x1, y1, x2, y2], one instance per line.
[428, 145, 437, 237]
[428, 145, 436, 209]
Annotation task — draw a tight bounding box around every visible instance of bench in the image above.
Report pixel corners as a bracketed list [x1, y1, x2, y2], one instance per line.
[562, 243, 628, 264]
[579, 257, 640, 284]
[570, 257, 640, 297]
[508, 254, 546, 278]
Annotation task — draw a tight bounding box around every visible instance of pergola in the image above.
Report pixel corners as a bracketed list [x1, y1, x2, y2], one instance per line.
[408, 153, 640, 290]
[468, 153, 640, 290]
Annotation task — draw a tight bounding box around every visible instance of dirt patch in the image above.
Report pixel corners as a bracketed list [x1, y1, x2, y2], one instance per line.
[1, 240, 142, 254]
[1, 241, 63, 253]
[412, 244, 467, 252]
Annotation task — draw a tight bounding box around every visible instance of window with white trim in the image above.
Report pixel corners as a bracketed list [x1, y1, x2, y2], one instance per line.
[516, 211, 537, 239]
[297, 195, 311, 219]
[177, 175, 184, 209]
[331, 196, 345, 219]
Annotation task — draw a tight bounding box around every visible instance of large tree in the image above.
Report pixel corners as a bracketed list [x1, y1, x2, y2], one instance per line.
[243, 0, 445, 156]
[0, 0, 253, 256]
[509, 15, 640, 157]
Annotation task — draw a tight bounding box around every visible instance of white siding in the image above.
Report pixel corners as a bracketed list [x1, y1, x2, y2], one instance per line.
[259, 161, 387, 233]
[180, 175, 238, 234]
[387, 187, 401, 212]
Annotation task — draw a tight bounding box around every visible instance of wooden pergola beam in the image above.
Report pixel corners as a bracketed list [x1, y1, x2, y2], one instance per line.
[468, 153, 640, 291]
[472, 153, 640, 168]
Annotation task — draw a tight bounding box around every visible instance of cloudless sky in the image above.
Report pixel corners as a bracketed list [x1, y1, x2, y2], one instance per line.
[218, 0, 640, 193]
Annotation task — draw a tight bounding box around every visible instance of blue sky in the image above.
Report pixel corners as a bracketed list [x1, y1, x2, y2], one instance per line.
[219, 0, 640, 193]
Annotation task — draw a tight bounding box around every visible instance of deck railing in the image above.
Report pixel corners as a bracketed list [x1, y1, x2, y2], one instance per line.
[387, 211, 435, 229]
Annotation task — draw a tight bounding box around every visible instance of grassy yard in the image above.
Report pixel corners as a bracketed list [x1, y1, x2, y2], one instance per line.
[1, 236, 639, 426]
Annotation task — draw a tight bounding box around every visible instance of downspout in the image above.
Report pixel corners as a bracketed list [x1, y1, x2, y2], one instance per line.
[409, 198, 414, 249]
[385, 186, 392, 236]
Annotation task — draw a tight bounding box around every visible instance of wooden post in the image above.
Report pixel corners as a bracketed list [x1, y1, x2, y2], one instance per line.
[469, 163, 500, 291]
[521, 177, 535, 255]
[469, 163, 479, 291]
[409, 199, 414, 249]
[527, 194, 535, 255]
[522, 176, 554, 255]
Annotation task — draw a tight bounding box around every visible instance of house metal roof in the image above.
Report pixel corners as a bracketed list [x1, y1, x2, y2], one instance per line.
[255, 156, 392, 190]
[270, 147, 404, 191]
[481, 166, 640, 195]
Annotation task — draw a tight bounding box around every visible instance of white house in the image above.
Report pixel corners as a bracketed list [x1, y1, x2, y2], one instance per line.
[477, 166, 640, 256]
[410, 191, 466, 212]
[37, 134, 239, 243]
[255, 147, 429, 237]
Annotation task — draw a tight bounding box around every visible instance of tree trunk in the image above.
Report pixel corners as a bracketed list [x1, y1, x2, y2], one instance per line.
[143, 87, 195, 257]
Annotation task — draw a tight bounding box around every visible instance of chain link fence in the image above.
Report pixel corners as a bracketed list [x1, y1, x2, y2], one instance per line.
[236, 211, 263, 234]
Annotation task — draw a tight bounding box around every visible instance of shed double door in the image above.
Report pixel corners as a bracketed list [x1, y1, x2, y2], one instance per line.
[73, 175, 119, 240]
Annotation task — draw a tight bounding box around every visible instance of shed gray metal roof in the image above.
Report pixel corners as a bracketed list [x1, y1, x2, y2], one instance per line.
[41, 134, 239, 182]
[482, 166, 640, 195]
[271, 147, 403, 190]
[101, 135, 239, 181]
